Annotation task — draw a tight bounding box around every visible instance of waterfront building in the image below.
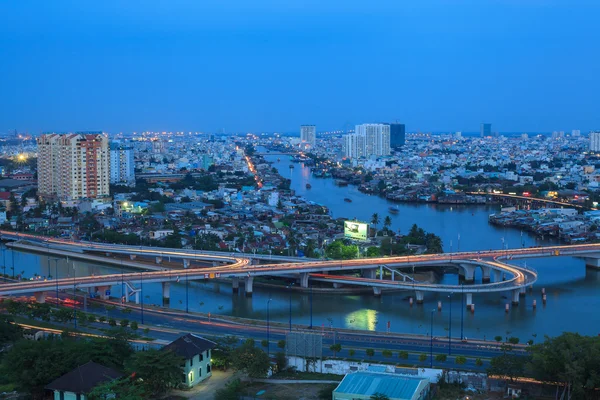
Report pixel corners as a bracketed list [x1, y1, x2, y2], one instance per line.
[590, 131, 600, 152]
[480, 123, 491, 137]
[109, 141, 135, 185]
[355, 123, 391, 157]
[390, 123, 406, 148]
[37, 132, 110, 200]
[300, 125, 316, 147]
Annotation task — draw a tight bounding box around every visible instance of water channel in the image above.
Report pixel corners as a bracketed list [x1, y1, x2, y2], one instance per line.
[3, 154, 600, 341]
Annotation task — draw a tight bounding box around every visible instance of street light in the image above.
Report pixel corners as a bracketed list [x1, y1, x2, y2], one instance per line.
[53, 258, 59, 304]
[287, 283, 294, 332]
[1, 244, 5, 282]
[309, 280, 313, 329]
[430, 309, 435, 368]
[448, 293, 453, 355]
[267, 297, 272, 356]
[140, 271, 144, 324]
[186, 269, 189, 313]
[72, 260, 77, 330]
[460, 285, 464, 341]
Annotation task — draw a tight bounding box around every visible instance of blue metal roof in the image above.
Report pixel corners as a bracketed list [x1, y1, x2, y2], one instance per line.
[334, 372, 426, 400]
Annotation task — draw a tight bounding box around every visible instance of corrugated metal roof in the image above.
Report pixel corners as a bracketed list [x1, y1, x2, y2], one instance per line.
[334, 372, 426, 400]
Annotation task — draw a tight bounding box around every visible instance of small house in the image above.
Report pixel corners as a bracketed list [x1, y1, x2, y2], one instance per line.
[164, 333, 216, 388]
[45, 361, 122, 400]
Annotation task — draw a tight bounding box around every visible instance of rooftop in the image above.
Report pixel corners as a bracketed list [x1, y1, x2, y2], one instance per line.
[333, 372, 428, 400]
[163, 333, 216, 359]
[45, 361, 122, 394]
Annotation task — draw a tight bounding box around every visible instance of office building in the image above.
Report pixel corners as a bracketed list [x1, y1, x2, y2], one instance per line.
[480, 123, 491, 137]
[355, 123, 391, 157]
[110, 141, 135, 185]
[390, 123, 406, 148]
[300, 125, 316, 147]
[590, 131, 600, 152]
[572, 130, 581, 137]
[37, 132, 110, 200]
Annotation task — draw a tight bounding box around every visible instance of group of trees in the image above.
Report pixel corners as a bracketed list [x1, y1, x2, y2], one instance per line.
[0, 328, 183, 399]
[488, 333, 600, 399]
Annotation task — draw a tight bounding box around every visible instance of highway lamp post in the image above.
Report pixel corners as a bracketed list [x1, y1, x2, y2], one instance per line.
[460, 285, 464, 341]
[267, 297, 272, 356]
[11, 249, 15, 279]
[430, 309, 435, 368]
[309, 280, 313, 329]
[140, 271, 144, 325]
[121, 259, 124, 304]
[186, 269, 189, 313]
[457, 233, 460, 252]
[287, 283, 294, 332]
[54, 258, 59, 303]
[1, 243, 5, 282]
[448, 293, 453, 355]
[72, 261, 77, 330]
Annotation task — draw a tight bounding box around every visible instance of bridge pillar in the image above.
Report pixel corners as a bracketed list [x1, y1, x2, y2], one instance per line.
[460, 264, 475, 283]
[244, 276, 253, 297]
[493, 269, 502, 283]
[415, 291, 424, 304]
[519, 286, 527, 296]
[162, 282, 170, 306]
[130, 254, 137, 260]
[466, 293, 473, 310]
[581, 257, 600, 269]
[362, 269, 376, 279]
[333, 283, 344, 289]
[481, 266, 491, 283]
[232, 277, 240, 293]
[512, 289, 520, 306]
[156, 256, 163, 264]
[373, 287, 382, 297]
[183, 259, 190, 269]
[298, 273, 309, 288]
[34, 292, 46, 303]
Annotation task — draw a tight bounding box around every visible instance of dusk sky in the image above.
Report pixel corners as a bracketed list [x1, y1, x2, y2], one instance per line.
[1, 1, 598, 134]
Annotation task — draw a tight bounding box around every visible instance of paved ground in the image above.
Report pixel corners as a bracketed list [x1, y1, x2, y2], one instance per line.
[170, 370, 237, 400]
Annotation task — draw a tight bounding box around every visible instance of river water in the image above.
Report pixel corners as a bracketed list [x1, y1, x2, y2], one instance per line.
[4, 155, 600, 341]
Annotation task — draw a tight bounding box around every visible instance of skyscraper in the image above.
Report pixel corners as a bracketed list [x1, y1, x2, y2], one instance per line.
[389, 123, 406, 149]
[37, 132, 110, 200]
[355, 123, 391, 157]
[110, 141, 135, 185]
[480, 123, 492, 137]
[343, 134, 366, 159]
[300, 125, 316, 147]
[590, 132, 600, 152]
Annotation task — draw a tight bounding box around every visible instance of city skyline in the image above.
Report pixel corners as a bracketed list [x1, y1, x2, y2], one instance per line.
[1, 1, 599, 133]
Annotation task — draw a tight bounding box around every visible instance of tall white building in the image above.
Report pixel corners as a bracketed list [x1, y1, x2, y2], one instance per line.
[354, 123, 391, 157]
[590, 131, 600, 152]
[343, 134, 366, 159]
[37, 133, 110, 200]
[572, 129, 581, 137]
[300, 125, 316, 147]
[110, 141, 135, 185]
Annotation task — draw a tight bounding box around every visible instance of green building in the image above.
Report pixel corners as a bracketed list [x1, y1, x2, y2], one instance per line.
[333, 372, 430, 400]
[164, 334, 216, 388]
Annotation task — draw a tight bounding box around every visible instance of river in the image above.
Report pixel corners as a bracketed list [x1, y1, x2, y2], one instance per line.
[3, 155, 600, 341]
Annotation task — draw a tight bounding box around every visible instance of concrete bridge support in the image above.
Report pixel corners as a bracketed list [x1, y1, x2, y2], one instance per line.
[415, 291, 424, 304]
[155, 256, 163, 264]
[244, 276, 254, 297]
[183, 259, 190, 269]
[466, 293, 473, 310]
[34, 292, 46, 303]
[232, 277, 240, 293]
[493, 269, 502, 283]
[460, 264, 475, 283]
[162, 282, 170, 305]
[130, 254, 137, 260]
[512, 289, 520, 305]
[481, 266, 491, 283]
[581, 257, 600, 269]
[298, 273, 309, 288]
[519, 286, 527, 296]
[373, 287, 382, 297]
[362, 269, 376, 279]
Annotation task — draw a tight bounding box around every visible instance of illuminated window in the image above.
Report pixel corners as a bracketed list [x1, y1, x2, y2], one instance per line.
[188, 371, 194, 383]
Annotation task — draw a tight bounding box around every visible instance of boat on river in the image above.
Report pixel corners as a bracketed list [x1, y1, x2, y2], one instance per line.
[306, 183, 312, 189]
[389, 206, 399, 214]
[344, 198, 352, 203]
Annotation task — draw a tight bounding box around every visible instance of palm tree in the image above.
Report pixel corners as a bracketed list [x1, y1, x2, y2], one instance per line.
[371, 213, 380, 231]
[383, 215, 392, 231]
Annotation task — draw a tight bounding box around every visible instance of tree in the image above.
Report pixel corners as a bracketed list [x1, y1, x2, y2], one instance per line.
[215, 378, 242, 400]
[419, 354, 427, 362]
[330, 343, 342, 357]
[130, 321, 138, 331]
[475, 358, 483, 367]
[349, 349, 356, 357]
[108, 318, 117, 327]
[370, 393, 390, 400]
[435, 354, 447, 362]
[275, 352, 287, 371]
[127, 349, 183, 396]
[231, 340, 271, 379]
[366, 348, 375, 358]
[508, 336, 520, 345]
[88, 377, 145, 400]
[277, 339, 286, 349]
[371, 213, 380, 232]
[0, 316, 22, 346]
[398, 351, 408, 360]
[494, 335, 503, 342]
[487, 344, 525, 382]
[212, 336, 238, 371]
[455, 356, 467, 365]
[383, 215, 392, 231]
[261, 339, 269, 348]
[382, 350, 392, 358]
[119, 319, 129, 328]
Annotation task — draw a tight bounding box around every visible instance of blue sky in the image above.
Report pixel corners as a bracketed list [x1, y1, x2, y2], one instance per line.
[0, 0, 598, 134]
